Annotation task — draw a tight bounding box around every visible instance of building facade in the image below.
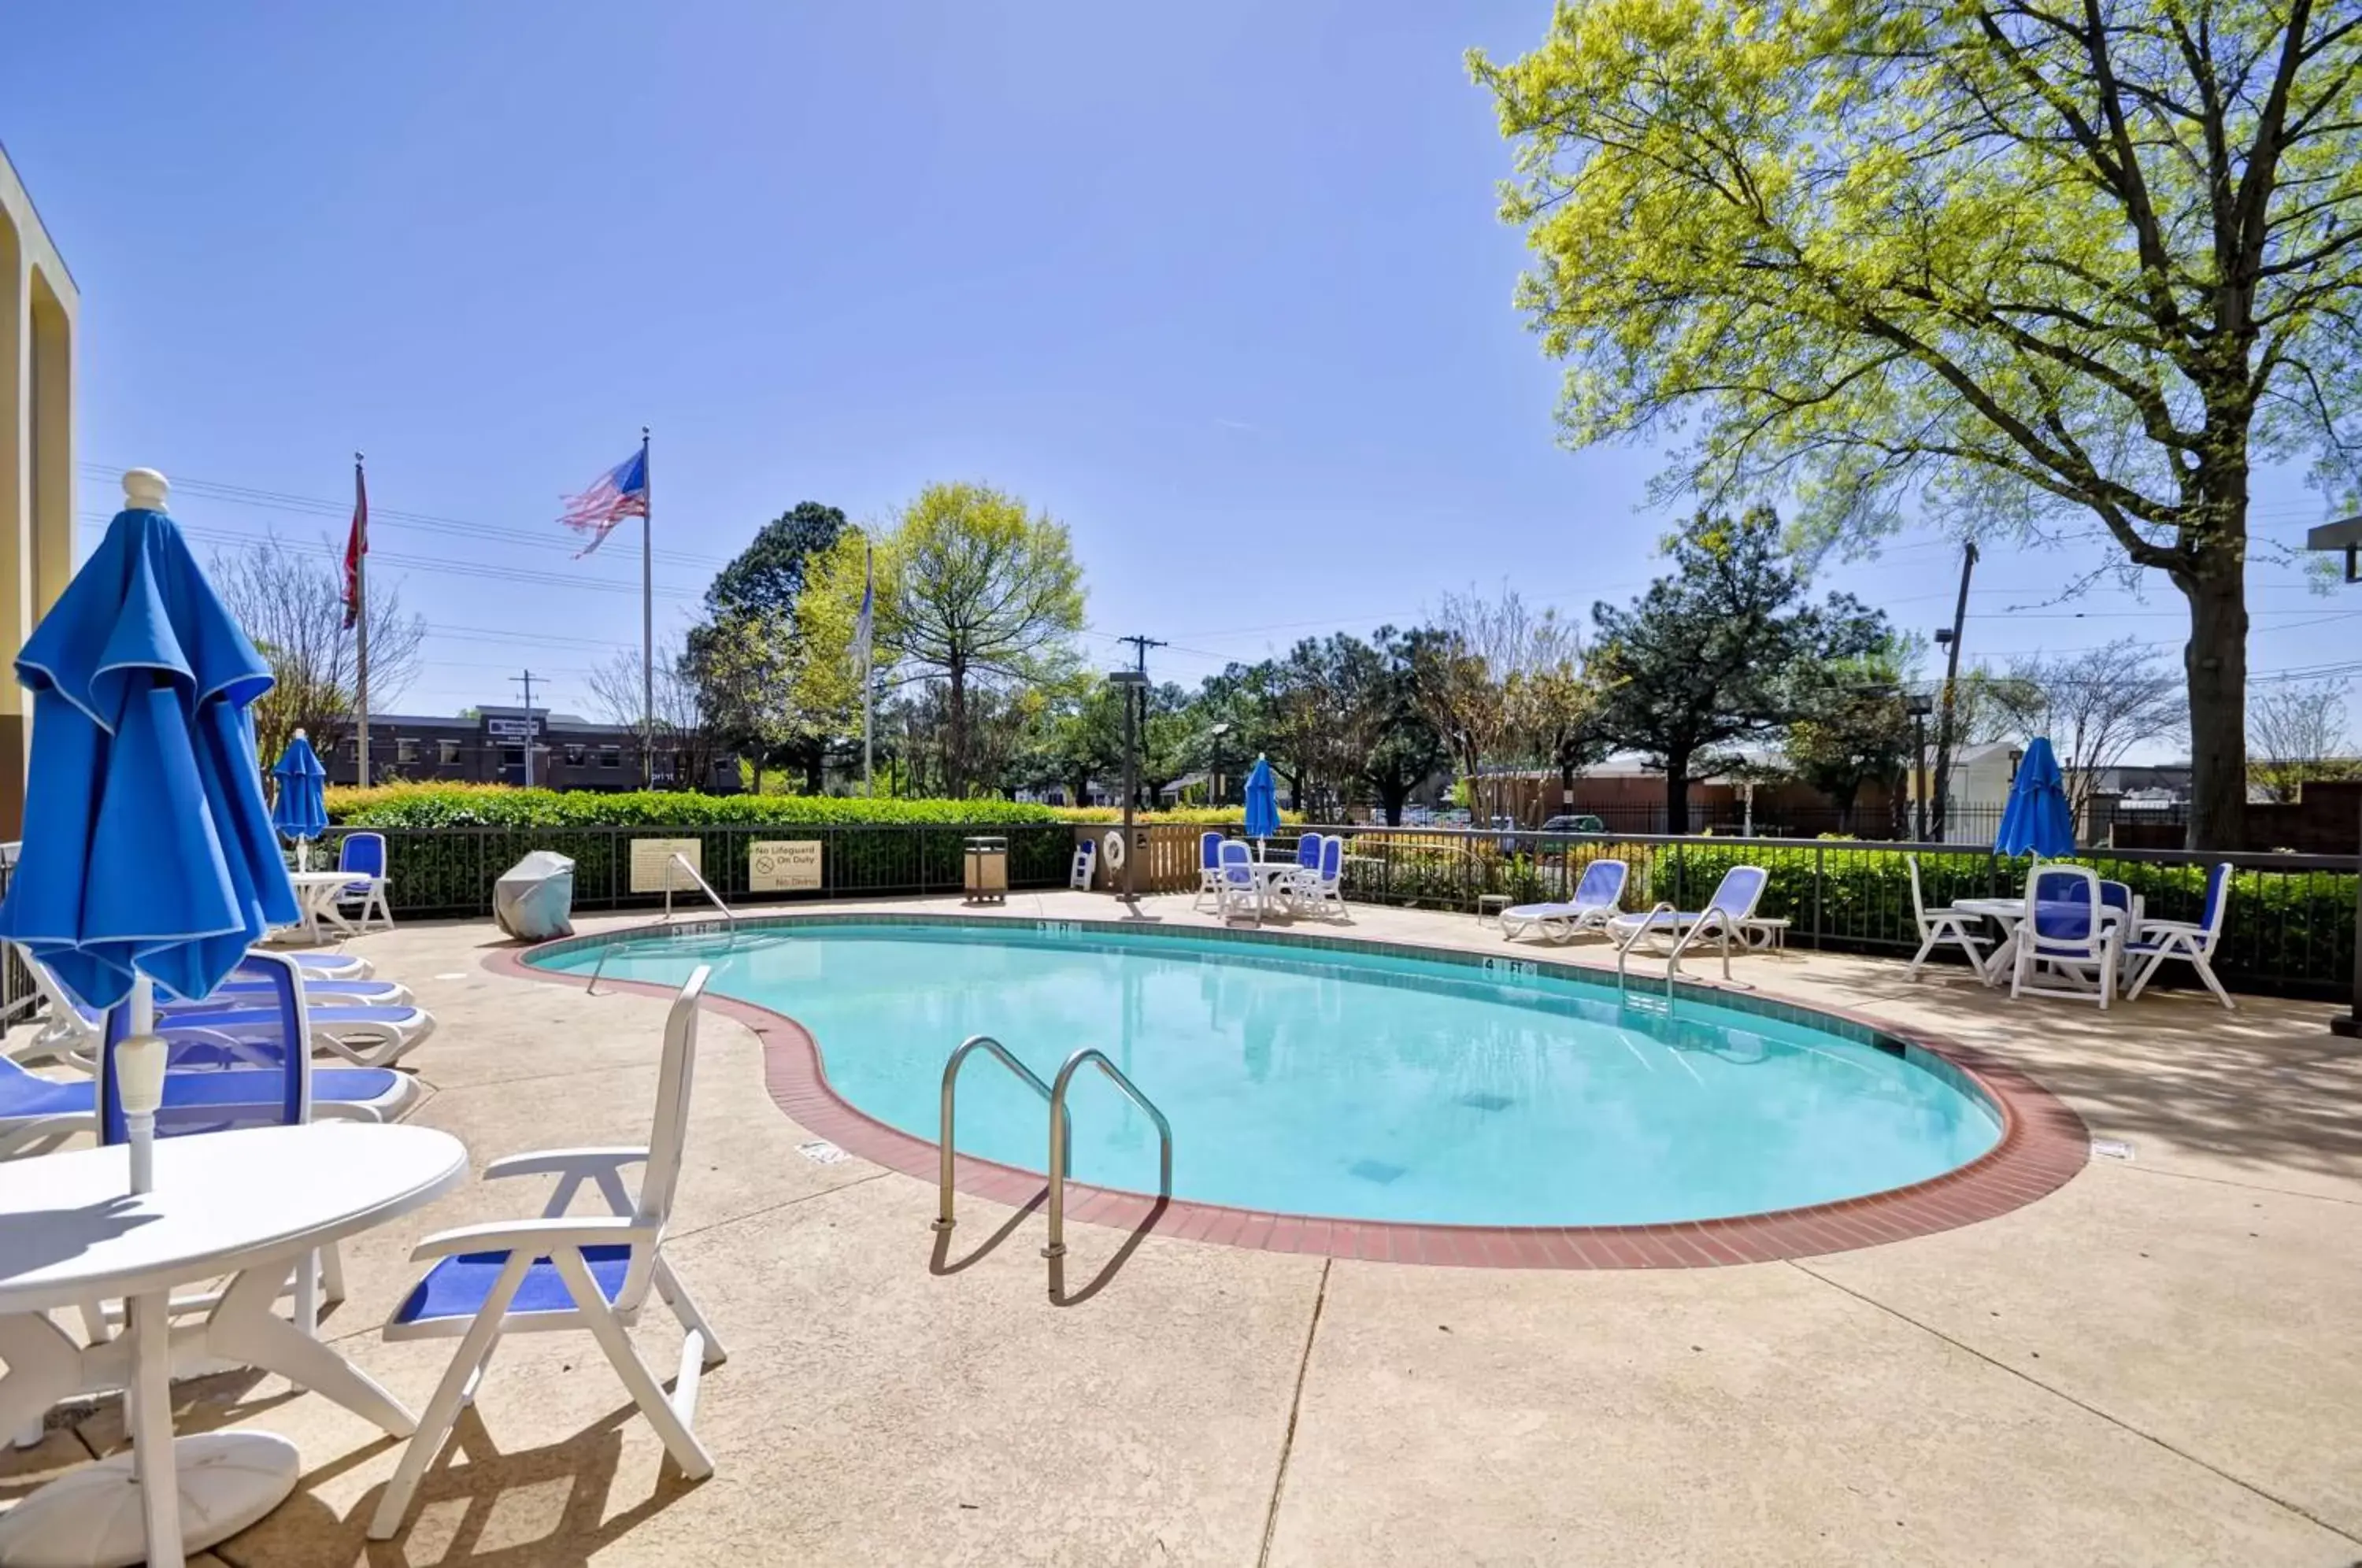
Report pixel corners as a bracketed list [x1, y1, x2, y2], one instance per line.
[0, 144, 77, 837]
[324, 706, 740, 793]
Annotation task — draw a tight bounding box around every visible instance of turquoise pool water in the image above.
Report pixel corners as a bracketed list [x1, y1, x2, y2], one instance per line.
[533, 922, 2001, 1227]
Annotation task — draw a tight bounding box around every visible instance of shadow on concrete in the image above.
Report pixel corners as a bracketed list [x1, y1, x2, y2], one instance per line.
[928, 1188, 1047, 1276]
[1049, 1197, 1169, 1308]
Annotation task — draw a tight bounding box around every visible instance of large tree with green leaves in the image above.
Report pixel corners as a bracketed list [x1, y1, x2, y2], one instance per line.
[798, 483, 1087, 797]
[1475, 1, 2362, 849]
[1590, 507, 1890, 831]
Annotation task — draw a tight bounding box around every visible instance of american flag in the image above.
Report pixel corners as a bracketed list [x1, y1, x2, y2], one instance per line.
[557, 446, 650, 557]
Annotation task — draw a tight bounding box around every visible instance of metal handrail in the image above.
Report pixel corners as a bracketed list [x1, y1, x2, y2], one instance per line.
[1042, 1048, 1172, 1263]
[933, 1035, 1064, 1234]
[587, 854, 735, 996]
[662, 853, 736, 925]
[1615, 901, 1676, 989]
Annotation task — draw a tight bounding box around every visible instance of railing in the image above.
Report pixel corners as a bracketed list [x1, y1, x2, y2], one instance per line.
[1042, 1048, 1172, 1264]
[933, 1034, 1063, 1236]
[1310, 823, 2359, 1001]
[931, 1038, 1173, 1289]
[661, 852, 736, 925]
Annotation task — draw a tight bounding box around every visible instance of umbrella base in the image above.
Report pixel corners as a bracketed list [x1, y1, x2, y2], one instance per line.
[0, 1431, 299, 1567]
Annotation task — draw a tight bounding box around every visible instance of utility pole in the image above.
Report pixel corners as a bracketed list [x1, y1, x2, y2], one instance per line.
[1115, 635, 1167, 813]
[1929, 543, 1979, 843]
[513, 669, 541, 789]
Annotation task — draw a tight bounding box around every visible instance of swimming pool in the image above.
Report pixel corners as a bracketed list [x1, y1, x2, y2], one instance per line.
[530, 919, 2005, 1230]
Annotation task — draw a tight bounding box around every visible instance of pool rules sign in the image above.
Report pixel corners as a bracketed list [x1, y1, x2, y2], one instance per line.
[750, 840, 823, 893]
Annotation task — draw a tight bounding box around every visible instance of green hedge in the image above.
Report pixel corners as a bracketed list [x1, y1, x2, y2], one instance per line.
[328, 782, 1063, 830]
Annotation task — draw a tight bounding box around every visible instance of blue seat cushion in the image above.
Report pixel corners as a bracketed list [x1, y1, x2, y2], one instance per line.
[394, 1244, 634, 1326]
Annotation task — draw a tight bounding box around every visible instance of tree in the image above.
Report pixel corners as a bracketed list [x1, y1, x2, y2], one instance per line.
[1476, 3, 2362, 850]
[1360, 628, 1451, 825]
[693, 501, 847, 793]
[2249, 679, 2351, 802]
[705, 502, 847, 620]
[1784, 652, 1914, 834]
[1503, 612, 1601, 810]
[210, 538, 424, 776]
[683, 612, 802, 793]
[1589, 508, 1887, 833]
[1992, 638, 2187, 819]
[587, 633, 724, 789]
[799, 484, 1087, 796]
[1412, 591, 1530, 828]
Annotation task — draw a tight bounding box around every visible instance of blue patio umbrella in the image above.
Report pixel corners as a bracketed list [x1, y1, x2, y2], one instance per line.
[0, 472, 299, 1014]
[1994, 737, 2077, 859]
[1242, 753, 1280, 848]
[271, 730, 329, 866]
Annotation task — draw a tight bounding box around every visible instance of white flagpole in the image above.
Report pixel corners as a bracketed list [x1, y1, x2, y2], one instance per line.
[861, 541, 874, 795]
[639, 427, 653, 790]
[354, 453, 369, 790]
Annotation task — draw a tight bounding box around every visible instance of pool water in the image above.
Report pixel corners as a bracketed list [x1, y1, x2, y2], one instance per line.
[534, 923, 2001, 1227]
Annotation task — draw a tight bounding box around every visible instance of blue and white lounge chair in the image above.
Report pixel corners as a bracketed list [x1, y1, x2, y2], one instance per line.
[157, 997, 436, 1068]
[336, 831, 394, 932]
[2122, 862, 2235, 1010]
[1193, 831, 1224, 912]
[369, 968, 725, 1540]
[1501, 859, 1630, 944]
[1607, 865, 1769, 982]
[20, 951, 435, 1070]
[287, 951, 376, 981]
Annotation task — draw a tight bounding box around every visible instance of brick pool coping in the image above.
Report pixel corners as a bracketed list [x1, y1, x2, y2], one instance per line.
[487, 913, 2090, 1268]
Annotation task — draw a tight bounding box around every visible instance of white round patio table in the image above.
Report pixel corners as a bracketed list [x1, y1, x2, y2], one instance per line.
[0, 1122, 468, 1568]
[284, 870, 360, 942]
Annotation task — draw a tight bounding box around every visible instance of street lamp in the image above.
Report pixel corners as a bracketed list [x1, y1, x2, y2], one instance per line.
[2305, 516, 2360, 1038]
[1905, 691, 1935, 842]
[1109, 668, 1150, 904]
[1208, 720, 1231, 808]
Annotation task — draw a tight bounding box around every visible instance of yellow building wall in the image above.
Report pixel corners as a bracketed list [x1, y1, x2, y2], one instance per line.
[0, 146, 79, 838]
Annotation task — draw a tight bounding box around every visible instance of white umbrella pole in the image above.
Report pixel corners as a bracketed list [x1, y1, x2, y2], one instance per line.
[120, 974, 164, 1196]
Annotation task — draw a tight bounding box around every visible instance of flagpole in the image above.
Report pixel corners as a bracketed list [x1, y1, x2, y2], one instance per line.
[640, 426, 653, 790]
[354, 453, 369, 790]
[862, 542, 875, 796]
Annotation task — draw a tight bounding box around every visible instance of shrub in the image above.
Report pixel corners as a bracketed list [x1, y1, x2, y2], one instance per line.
[328, 782, 1063, 830]
[1052, 805, 1304, 826]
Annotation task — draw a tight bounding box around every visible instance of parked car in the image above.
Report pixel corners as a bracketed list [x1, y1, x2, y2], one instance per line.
[1538, 814, 1607, 835]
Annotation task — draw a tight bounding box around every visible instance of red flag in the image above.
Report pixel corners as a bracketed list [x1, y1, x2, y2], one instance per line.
[342, 457, 368, 629]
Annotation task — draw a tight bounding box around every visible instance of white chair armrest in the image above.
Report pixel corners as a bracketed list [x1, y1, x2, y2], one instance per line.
[483, 1146, 650, 1182]
[407, 1215, 654, 1262]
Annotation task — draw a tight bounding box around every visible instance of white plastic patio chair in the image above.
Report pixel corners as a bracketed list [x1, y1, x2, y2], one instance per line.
[369, 967, 726, 1541]
[1068, 835, 1097, 890]
[2009, 865, 2120, 1009]
[2123, 861, 2237, 1010]
[1905, 854, 1993, 981]
[1213, 838, 1261, 924]
[1501, 859, 1629, 944]
[1297, 834, 1349, 921]
[1192, 831, 1224, 912]
[335, 831, 395, 932]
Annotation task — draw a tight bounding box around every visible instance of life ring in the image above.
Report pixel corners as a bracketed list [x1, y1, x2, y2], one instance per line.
[1101, 829, 1127, 871]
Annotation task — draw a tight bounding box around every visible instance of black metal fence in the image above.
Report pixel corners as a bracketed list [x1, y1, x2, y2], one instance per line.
[314, 822, 1076, 919]
[1404, 801, 2192, 845]
[1311, 824, 2359, 1001]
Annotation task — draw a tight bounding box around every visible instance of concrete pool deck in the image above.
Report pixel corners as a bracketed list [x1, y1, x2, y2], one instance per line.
[4, 891, 2357, 1565]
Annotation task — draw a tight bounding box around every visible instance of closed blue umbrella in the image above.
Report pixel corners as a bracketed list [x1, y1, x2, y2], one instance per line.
[1242, 753, 1280, 849]
[271, 730, 328, 867]
[1994, 737, 2076, 859]
[0, 471, 299, 1013]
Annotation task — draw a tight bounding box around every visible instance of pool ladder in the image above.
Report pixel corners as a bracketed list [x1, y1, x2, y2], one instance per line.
[933, 1035, 1174, 1274]
[1614, 902, 1746, 996]
[588, 853, 738, 995]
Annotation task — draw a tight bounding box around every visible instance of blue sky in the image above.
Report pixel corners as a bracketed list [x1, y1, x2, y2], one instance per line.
[3, 2, 2353, 743]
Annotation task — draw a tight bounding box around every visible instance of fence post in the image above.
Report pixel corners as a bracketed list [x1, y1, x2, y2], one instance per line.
[1811, 845, 1825, 951]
